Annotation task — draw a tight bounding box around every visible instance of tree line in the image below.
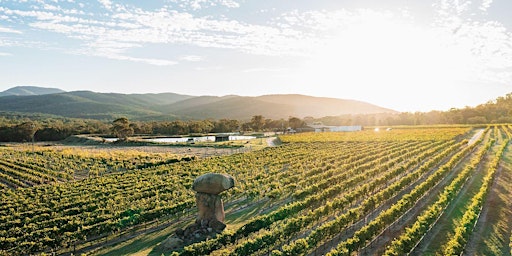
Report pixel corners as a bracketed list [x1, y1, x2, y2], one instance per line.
[316, 93, 512, 126]
[0, 115, 306, 142]
[1, 92, 511, 142]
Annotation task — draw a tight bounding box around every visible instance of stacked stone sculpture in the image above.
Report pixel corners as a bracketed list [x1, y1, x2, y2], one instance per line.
[192, 173, 235, 231]
[163, 173, 235, 250]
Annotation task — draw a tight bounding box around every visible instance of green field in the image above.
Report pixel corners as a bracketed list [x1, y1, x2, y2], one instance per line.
[1, 126, 511, 256]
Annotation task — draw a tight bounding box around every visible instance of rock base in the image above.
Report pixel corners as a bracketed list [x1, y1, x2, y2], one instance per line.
[174, 217, 226, 243]
[195, 192, 225, 223]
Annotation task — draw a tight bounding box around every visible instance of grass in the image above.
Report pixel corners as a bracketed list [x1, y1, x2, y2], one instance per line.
[415, 156, 486, 255]
[91, 196, 285, 256]
[409, 130, 493, 255]
[468, 142, 512, 256]
[92, 217, 194, 256]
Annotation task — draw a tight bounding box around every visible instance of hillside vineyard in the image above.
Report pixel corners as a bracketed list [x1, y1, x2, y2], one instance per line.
[1, 126, 511, 255]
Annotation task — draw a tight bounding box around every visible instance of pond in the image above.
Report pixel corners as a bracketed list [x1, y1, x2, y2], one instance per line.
[145, 135, 257, 143]
[101, 135, 257, 143]
[146, 136, 215, 143]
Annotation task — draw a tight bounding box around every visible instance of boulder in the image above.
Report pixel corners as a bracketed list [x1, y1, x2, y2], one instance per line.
[209, 219, 227, 232]
[192, 173, 235, 195]
[195, 192, 226, 223]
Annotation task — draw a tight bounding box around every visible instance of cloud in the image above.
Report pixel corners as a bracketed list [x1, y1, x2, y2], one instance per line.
[112, 55, 178, 66]
[0, 26, 22, 34]
[78, 39, 178, 65]
[0, 52, 12, 56]
[433, 0, 512, 84]
[180, 55, 203, 61]
[0, 1, 316, 64]
[219, 0, 240, 8]
[243, 67, 289, 73]
[1, 0, 511, 82]
[98, 0, 113, 11]
[480, 0, 493, 11]
[195, 66, 222, 71]
[168, 0, 240, 10]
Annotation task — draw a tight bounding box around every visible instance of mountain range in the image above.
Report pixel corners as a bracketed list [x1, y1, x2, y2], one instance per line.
[0, 86, 397, 120]
[0, 86, 65, 97]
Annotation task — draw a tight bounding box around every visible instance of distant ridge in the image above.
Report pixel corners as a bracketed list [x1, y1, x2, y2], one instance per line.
[0, 86, 397, 120]
[0, 86, 65, 96]
[161, 94, 396, 120]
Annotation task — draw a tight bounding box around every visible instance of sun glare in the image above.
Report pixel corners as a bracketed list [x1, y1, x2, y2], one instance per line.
[297, 11, 474, 111]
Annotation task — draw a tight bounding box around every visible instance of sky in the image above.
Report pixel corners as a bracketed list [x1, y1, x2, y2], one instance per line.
[1, 0, 512, 112]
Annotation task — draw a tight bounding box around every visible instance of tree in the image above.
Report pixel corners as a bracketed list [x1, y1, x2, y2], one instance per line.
[170, 120, 188, 135]
[250, 115, 265, 132]
[213, 119, 239, 133]
[189, 120, 214, 134]
[111, 117, 134, 141]
[288, 117, 305, 130]
[16, 121, 38, 142]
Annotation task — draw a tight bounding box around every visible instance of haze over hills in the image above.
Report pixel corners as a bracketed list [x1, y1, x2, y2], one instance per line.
[0, 86, 397, 120]
[0, 86, 65, 96]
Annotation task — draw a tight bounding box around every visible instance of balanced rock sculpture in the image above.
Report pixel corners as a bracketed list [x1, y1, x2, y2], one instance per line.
[192, 173, 235, 232]
[168, 173, 235, 250]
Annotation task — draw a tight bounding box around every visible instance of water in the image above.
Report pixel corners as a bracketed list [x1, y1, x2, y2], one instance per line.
[228, 135, 256, 140]
[145, 135, 256, 143]
[102, 135, 257, 143]
[146, 136, 215, 143]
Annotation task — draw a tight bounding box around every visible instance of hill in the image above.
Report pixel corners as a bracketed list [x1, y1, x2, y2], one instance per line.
[160, 94, 395, 120]
[0, 86, 65, 96]
[0, 86, 397, 120]
[0, 90, 189, 119]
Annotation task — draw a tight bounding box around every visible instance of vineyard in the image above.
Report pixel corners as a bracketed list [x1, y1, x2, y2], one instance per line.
[1, 125, 512, 255]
